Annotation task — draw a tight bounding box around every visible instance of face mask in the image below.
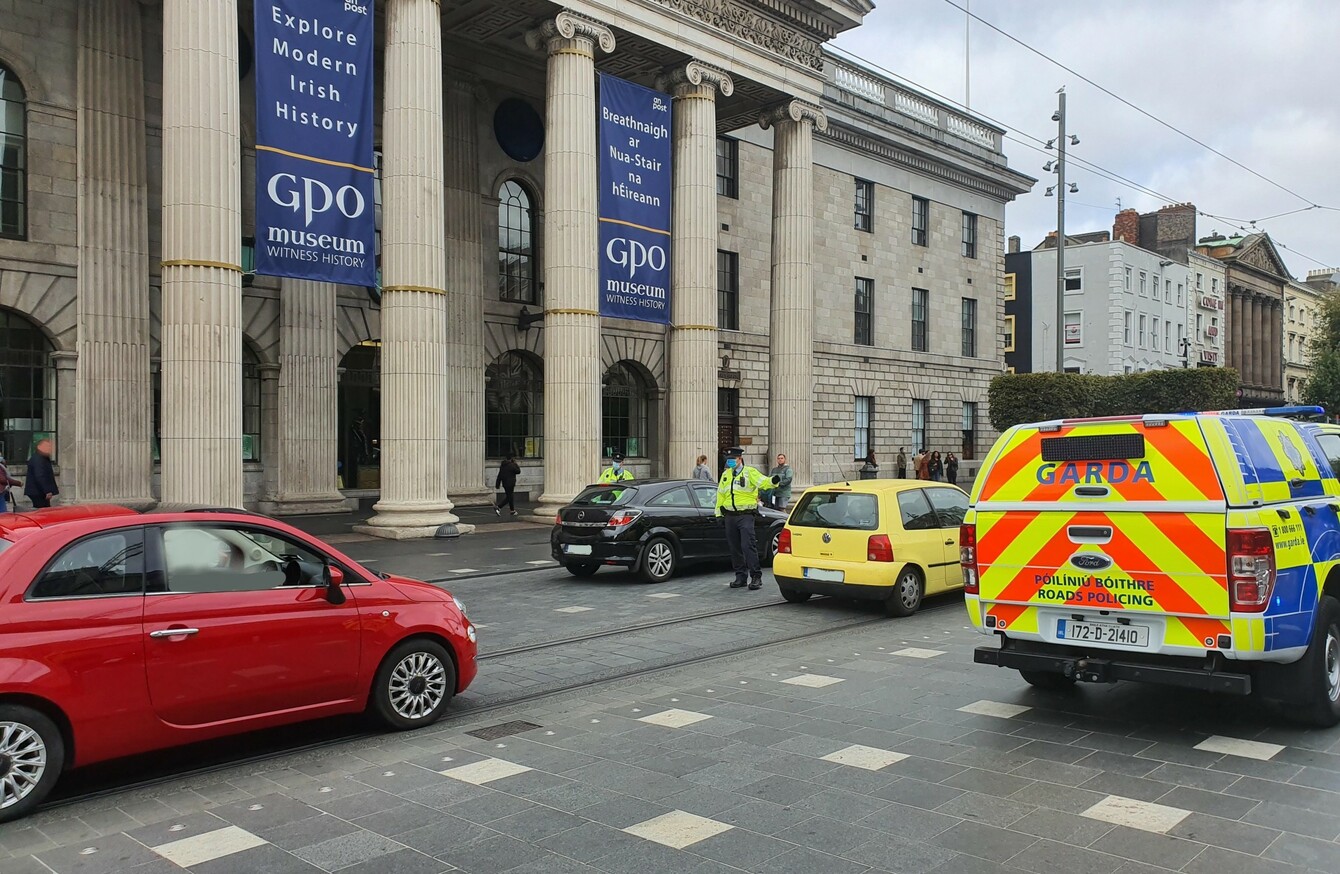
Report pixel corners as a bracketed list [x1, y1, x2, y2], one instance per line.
[726, 459, 738, 469]
[613, 463, 621, 471]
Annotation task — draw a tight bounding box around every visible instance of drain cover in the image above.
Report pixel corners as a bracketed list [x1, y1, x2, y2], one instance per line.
[466, 720, 542, 741]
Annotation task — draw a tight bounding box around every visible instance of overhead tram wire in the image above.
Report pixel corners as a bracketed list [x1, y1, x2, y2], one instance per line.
[824, 45, 1335, 270]
[939, 0, 1321, 209]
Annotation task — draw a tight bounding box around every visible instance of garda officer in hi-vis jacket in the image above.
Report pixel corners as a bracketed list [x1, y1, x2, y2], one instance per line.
[715, 446, 780, 590]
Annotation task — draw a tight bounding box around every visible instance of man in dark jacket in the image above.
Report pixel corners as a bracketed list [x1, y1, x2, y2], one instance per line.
[494, 454, 521, 516]
[0, 452, 21, 512]
[25, 438, 58, 509]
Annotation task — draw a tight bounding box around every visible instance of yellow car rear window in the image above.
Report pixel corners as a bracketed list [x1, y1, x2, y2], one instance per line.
[791, 492, 879, 530]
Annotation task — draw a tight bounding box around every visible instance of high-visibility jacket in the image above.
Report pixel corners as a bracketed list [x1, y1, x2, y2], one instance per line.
[598, 466, 635, 484]
[715, 464, 778, 515]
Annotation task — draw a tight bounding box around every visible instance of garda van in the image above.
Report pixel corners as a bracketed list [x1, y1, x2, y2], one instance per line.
[961, 405, 1340, 726]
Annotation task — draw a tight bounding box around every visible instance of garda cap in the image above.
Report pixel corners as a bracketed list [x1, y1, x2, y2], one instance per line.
[724, 446, 744, 458]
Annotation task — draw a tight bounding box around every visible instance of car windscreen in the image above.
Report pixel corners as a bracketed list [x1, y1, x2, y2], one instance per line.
[789, 491, 879, 531]
[572, 485, 639, 507]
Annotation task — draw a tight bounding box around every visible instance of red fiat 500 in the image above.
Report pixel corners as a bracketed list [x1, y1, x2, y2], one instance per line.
[0, 505, 478, 821]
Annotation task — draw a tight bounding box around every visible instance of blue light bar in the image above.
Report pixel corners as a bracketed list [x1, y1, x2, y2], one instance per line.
[1207, 405, 1326, 418]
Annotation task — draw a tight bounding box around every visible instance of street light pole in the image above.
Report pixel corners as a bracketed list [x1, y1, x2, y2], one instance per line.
[1054, 89, 1067, 374]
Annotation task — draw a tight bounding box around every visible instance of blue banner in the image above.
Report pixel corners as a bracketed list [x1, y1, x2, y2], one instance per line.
[598, 74, 672, 324]
[253, 1, 377, 287]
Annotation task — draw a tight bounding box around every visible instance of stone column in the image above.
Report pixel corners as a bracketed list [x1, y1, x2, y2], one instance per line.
[660, 61, 732, 481]
[761, 100, 827, 489]
[443, 73, 489, 505]
[159, 0, 243, 506]
[51, 351, 79, 503]
[1271, 299, 1284, 394]
[357, 0, 467, 538]
[262, 280, 348, 515]
[1230, 291, 1245, 379]
[1250, 295, 1264, 388]
[526, 11, 616, 520]
[75, 0, 155, 507]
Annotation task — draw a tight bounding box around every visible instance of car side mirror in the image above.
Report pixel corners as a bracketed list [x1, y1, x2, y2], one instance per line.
[324, 563, 347, 605]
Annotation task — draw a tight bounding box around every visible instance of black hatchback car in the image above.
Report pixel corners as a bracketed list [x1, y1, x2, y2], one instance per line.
[551, 479, 787, 582]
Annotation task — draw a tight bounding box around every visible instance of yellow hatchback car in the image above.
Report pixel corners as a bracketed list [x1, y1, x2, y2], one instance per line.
[773, 480, 969, 616]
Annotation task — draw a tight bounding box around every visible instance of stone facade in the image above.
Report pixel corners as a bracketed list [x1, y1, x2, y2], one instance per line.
[0, 1, 1030, 517]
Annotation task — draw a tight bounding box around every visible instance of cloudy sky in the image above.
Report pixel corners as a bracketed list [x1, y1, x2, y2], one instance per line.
[834, 0, 1340, 279]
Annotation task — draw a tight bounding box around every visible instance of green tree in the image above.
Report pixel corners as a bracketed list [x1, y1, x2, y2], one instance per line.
[1302, 291, 1340, 414]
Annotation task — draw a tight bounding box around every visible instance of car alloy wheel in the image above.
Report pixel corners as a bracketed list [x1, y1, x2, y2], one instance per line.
[1326, 628, 1340, 704]
[884, 568, 923, 618]
[641, 537, 676, 582]
[0, 721, 45, 813]
[388, 651, 449, 721]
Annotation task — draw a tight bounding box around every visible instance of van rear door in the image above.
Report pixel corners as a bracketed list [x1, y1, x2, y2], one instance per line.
[971, 416, 1231, 651]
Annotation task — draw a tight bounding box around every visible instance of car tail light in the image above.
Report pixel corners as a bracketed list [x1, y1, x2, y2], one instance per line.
[606, 510, 642, 528]
[555, 514, 562, 525]
[960, 524, 980, 595]
[1227, 528, 1274, 612]
[867, 534, 894, 562]
[778, 528, 792, 554]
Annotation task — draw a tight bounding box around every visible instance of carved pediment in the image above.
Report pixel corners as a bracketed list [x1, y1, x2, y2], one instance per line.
[1237, 234, 1291, 279]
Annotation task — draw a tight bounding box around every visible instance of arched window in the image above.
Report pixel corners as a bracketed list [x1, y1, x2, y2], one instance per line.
[486, 352, 542, 458]
[0, 308, 55, 460]
[602, 363, 648, 458]
[498, 180, 537, 304]
[242, 343, 261, 461]
[0, 63, 27, 239]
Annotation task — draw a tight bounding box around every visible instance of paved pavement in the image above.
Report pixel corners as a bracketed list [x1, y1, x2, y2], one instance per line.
[7, 602, 1340, 874]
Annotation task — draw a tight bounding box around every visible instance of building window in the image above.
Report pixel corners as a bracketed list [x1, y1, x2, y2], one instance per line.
[911, 399, 928, 453]
[0, 307, 55, 460]
[1165, 278, 1172, 303]
[854, 277, 873, 346]
[717, 250, 739, 330]
[1196, 272, 1204, 291]
[1064, 267, 1081, 293]
[1004, 272, 1016, 301]
[1152, 317, 1161, 351]
[1177, 282, 1184, 306]
[854, 396, 872, 459]
[1196, 313, 1203, 334]
[602, 363, 648, 459]
[962, 402, 977, 460]
[1124, 267, 1132, 292]
[1139, 272, 1147, 296]
[854, 179, 873, 232]
[911, 287, 929, 353]
[486, 351, 543, 458]
[1164, 321, 1172, 353]
[961, 298, 977, 357]
[1004, 315, 1016, 352]
[911, 196, 928, 246]
[961, 212, 977, 258]
[1064, 311, 1082, 346]
[0, 63, 26, 239]
[1138, 314, 1146, 348]
[1124, 311, 1132, 345]
[498, 180, 537, 304]
[715, 137, 738, 198]
[1211, 277, 1219, 294]
[1290, 304, 1296, 322]
[242, 344, 261, 461]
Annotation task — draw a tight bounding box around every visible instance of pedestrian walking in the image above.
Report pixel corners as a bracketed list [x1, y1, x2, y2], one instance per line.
[715, 446, 780, 590]
[946, 452, 960, 487]
[0, 453, 21, 512]
[929, 450, 944, 482]
[769, 453, 794, 510]
[345, 414, 369, 489]
[598, 453, 635, 484]
[896, 447, 907, 480]
[692, 454, 715, 482]
[24, 438, 58, 509]
[916, 449, 931, 480]
[494, 454, 521, 516]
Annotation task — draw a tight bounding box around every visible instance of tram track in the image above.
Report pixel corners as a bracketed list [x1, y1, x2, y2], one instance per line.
[44, 596, 959, 812]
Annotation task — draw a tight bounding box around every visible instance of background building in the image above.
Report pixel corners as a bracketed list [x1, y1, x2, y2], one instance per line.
[1195, 232, 1289, 406]
[0, 0, 1032, 524]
